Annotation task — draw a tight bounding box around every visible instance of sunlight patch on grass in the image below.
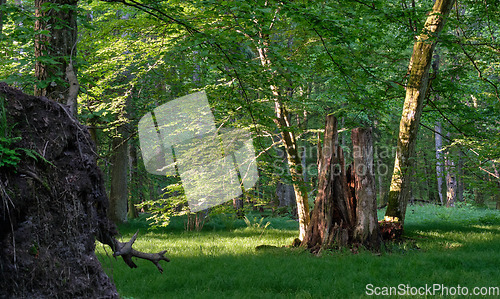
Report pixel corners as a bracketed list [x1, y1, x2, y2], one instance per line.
[96, 205, 500, 298]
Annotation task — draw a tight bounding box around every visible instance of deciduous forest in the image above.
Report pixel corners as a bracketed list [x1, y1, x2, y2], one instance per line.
[0, 0, 499, 298]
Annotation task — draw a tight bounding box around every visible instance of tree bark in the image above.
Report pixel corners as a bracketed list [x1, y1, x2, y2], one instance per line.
[127, 142, 139, 219]
[109, 126, 129, 223]
[377, 157, 385, 205]
[352, 128, 381, 250]
[257, 35, 309, 240]
[0, 0, 5, 36]
[276, 181, 296, 208]
[385, 0, 456, 223]
[275, 100, 310, 240]
[445, 137, 457, 207]
[456, 151, 464, 202]
[34, 0, 79, 113]
[301, 115, 352, 252]
[435, 121, 445, 204]
[302, 116, 380, 252]
[422, 146, 437, 202]
[273, 133, 296, 210]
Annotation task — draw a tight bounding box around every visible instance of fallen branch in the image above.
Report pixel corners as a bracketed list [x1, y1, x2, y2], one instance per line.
[103, 230, 170, 274]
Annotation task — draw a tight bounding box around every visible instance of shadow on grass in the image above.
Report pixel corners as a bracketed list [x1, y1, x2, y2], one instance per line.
[99, 205, 499, 298]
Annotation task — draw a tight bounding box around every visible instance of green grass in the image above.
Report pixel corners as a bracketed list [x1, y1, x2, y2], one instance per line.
[96, 205, 500, 298]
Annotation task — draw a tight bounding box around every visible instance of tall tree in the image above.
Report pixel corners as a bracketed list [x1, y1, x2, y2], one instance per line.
[385, 0, 456, 223]
[444, 137, 457, 207]
[0, 0, 5, 36]
[255, 11, 310, 240]
[435, 121, 445, 204]
[34, 0, 79, 114]
[109, 125, 129, 223]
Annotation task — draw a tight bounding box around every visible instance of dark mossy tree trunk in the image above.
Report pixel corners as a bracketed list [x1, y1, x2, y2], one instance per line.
[233, 196, 244, 217]
[127, 142, 139, 219]
[0, 0, 5, 35]
[274, 132, 297, 210]
[109, 126, 129, 223]
[301, 115, 380, 253]
[422, 147, 437, 202]
[385, 0, 456, 224]
[276, 181, 296, 208]
[376, 157, 386, 205]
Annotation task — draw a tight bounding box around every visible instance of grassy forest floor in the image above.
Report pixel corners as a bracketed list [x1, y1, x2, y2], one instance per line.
[96, 204, 500, 298]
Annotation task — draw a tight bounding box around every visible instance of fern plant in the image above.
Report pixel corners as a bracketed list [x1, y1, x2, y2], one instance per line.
[0, 96, 21, 168]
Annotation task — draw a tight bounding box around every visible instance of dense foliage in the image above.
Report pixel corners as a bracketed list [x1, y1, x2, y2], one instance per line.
[1, 0, 498, 224]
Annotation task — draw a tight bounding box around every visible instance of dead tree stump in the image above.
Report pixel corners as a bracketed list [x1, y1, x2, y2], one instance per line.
[301, 115, 381, 253]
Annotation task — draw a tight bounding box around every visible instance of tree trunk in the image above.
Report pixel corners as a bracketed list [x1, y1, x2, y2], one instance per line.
[257, 35, 309, 240]
[422, 147, 437, 202]
[302, 141, 308, 183]
[275, 101, 310, 240]
[372, 122, 384, 205]
[0, 0, 5, 36]
[301, 115, 352, 252]
[273, 133, 296, 210]
[276, 181, 296, 208]
[233, 197, 244, 216]
[435, 121, 445, 204]
[474, 187, 484, 206]
[445, 141, 457, 207]
[301, 116, 380, 252]
[457, 151, 464, 202]
[127, 142, 139, 219]
[375, 155, 386, 206]
[385, 0, 456, 223]
[352, 128, 381, 250]
[109, 127, 129, 223]
[34, 0, 79, 113]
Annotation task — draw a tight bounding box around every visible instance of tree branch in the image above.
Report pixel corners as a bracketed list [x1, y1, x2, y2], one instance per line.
[459, 43, 500, 103]
[100, 230, 170, 274]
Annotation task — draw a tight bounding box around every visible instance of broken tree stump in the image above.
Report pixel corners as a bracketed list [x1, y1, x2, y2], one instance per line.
[301, 115, 380, 253]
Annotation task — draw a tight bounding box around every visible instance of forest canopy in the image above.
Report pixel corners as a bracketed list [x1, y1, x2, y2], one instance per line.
[0, 0, 498, 236]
